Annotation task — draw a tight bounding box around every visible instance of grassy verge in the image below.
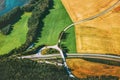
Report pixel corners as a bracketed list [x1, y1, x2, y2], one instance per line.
[0, 12, 31, 55]
[35, 0, 76, 52]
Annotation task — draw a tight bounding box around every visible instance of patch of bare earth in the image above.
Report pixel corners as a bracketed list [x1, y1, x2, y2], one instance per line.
[67, 59, 120, 78]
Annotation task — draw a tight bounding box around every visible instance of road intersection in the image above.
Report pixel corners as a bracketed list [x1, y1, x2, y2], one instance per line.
[20, 0, 120, 78]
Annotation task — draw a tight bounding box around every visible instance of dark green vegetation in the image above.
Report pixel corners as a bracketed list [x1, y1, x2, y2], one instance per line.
[15, 0, 53, 54]
[61, 27, 76, 53]
[22, 0, 44, 12]
[0, 57, 119, 80]
[0, 7, 23, 30]
[0, 13, 31, 55]
[0, 0, 51, 55]
[0, 58, 72, 80]
[41, 48, 59, 55]
[0, 0, 119, 79]
[36, 0, 76, 53]
[83, 58, 120, 66]
[0, 0, 76, 55]
[0, 24, 12, 35]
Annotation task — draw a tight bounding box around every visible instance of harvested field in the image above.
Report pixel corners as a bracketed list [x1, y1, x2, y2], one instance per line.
[67, 59, 120, 78]
[61, 0, 118, 22]
[62, 0, 120, 55]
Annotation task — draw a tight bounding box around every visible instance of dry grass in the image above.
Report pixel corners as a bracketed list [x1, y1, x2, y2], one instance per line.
[67, 59, 120, 78]
[62, 0, 120, 55]
[61, 0, 118, 22]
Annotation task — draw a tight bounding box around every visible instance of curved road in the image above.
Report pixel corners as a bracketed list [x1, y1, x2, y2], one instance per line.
[58, 0, 120, 44]
[55, 0, 120, 77]
[36, 45, 75, 77]
[21, 0, 120, 78]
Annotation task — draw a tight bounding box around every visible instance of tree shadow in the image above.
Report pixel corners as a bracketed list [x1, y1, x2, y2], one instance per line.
[61, 32, 69, 42]
[59, 32, 70, 55]
[0, 7, 23, 29]
[59, 44, 69, 58]
[35, 0, 54, 43]
[80, 76, 119, 80]
[83, 58, 120, 67]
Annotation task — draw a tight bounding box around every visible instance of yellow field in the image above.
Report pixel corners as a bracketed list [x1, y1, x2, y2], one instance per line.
[62, 0, 120, 55]
[61, 0, 118, 22]
[67, 59, 120, 78]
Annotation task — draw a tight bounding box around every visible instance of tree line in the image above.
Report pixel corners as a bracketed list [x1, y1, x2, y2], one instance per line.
[0, 7, 23, 35]
[16, 0, 53, 54]
[0, 0, 53, 55]
[83, 58, 120, 66]
[0, 57, 72, 80]
[0, 57, 119, 80]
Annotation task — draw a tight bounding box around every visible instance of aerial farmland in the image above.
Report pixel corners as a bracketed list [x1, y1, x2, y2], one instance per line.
[62, 0, 120, 55]
[62, 0, 120, 78]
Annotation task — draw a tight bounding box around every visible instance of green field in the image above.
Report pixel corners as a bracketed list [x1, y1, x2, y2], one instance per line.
[36, 0, 76, 52]
[0, 12, 31, 55]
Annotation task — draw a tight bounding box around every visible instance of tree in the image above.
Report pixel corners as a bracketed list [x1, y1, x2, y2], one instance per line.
[1, 24, 12, 35]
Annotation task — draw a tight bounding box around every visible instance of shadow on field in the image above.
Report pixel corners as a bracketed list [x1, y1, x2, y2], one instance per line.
[83, 57, 120, 67]
[35, 0, 54, 43]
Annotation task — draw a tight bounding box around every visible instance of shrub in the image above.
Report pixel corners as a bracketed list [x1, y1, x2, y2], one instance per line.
[0, 7, 24, 29]
[1, 24, 12, 35]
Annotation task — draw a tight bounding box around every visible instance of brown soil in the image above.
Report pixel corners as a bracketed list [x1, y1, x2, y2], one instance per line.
[67, 59, 120, 78]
